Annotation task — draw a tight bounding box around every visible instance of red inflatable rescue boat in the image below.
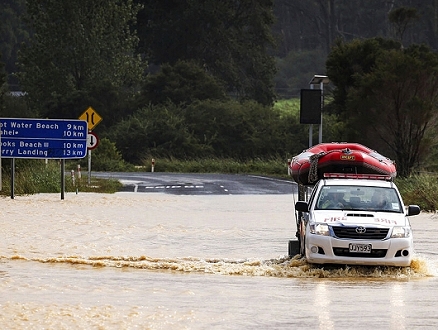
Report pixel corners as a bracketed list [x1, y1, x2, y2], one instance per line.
[290, 142, 397, 185]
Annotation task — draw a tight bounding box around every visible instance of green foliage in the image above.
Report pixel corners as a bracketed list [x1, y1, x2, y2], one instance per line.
[273, 98, 300, 117]
[106, 102, 198, 163]
[1, 93, 34, 117]
[0, 0, 29, 80]
[0, 160, 59, 194]
[388, 7, 420, 43]
[0, 159, 122, 195]
[18, 0, 144, 116]
[184, 99, 301, 159]
[326, 37, 401, 118]
[327, 38, 438, 177]
[107, 99, 309, 164]
[0, 160, 67, 194]
[73, 137, 134, 172]
[73, 177, 122, 193]
[395, 174, 438, 212]
[274, 49, 327, 98]
[140, 60, 226, 106]
[7, 1, 438, 176]
[0, 53, 5, 111]
[137, 0, 277, 105]
[41, 83, 137, 128]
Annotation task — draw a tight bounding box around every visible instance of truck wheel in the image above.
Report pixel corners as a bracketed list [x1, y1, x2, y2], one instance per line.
[299, 221, 306, 257]
[299, 235, 306, 257]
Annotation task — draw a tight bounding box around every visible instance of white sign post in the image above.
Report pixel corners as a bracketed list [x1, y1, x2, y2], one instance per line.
[79, 107, 102, 185]
[86, 131, 99, 185]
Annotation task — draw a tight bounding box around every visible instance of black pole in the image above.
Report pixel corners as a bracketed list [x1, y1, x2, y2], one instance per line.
[11, 158, 15, 199]
[61, 159, 65, 200]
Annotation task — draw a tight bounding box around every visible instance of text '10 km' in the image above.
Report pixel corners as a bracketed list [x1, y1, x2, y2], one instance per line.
[0, 118, 88, 159]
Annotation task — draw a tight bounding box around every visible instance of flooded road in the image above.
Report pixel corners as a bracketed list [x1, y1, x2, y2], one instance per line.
[0, 192, 437, 329]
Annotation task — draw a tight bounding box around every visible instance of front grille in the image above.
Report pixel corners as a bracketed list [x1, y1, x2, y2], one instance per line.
[332, 226, 389, 240]
[333, 248, 387, 258]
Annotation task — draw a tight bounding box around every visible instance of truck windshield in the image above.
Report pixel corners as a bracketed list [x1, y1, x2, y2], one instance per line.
[315, 185, 402, 212]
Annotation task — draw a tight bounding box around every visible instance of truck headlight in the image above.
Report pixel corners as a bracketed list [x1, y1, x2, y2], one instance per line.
[310, 223, 330, 236]
[391, 226, 412, 238]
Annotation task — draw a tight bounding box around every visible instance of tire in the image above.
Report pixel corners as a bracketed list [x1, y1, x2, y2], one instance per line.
[299, 221, 306, 257]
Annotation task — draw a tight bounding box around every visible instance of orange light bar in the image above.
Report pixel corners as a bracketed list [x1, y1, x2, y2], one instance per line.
[323, 173, 392, 180]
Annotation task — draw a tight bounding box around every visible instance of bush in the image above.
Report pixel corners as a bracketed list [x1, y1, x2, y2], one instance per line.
[395, 174, 438, 212]
[1, 159, 67, 195]
[140, 60, 226, 106]
[0, 158, 123, 196]
[72, 137, 134, 172]
[107, 99, 310, 164]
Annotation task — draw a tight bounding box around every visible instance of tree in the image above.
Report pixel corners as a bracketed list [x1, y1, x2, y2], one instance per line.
[326, 37, 401, 119]
[18, 0, 144, 117]
[136, 0, 277, 105]
[274, 48, 327, 98]
[0, 53, 6, 111]
[327, 39, 438, 177]
[388, 7, 420, 47]
[140, 60, 226, 106]
[0, 0, 29, 89]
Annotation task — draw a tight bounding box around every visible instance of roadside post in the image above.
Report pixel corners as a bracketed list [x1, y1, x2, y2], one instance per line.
[79, 107, 102, 185]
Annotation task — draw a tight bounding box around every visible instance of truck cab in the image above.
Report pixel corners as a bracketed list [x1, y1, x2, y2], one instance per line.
[293, 173, 420, 267]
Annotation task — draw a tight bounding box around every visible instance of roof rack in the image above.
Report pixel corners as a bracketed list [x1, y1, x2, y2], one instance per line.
[323, 173, 393, 181]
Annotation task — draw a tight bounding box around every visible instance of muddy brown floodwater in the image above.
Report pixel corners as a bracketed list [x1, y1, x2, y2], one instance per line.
[0, 192, 437, 329]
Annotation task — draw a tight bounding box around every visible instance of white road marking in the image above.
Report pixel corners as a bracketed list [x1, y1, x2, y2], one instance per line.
[144, 185, 204, 190]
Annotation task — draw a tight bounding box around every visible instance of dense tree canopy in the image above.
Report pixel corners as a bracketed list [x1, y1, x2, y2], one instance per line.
[18, 0, 144, 117]
[2, 0, 438, 171]
[326, 37, 401, 119]
[140, 60, 226, 106]
[0, 0, 28, 89]
[136, 0, 277, 105]
[327, 40, 438, 176]
[273, 0, 438, 57]
[107, 99, 304, 163]
[0, 54, 6, 111]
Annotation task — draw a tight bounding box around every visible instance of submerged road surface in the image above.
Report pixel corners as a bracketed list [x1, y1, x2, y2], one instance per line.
[92, 172, 297, 195]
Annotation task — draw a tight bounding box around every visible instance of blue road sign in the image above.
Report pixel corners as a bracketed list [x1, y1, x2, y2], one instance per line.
[0, 118, 87, 159]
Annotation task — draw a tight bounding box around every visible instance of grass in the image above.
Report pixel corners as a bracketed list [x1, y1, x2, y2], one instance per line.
[69, 176, 123, 193]
[273, 98, 300, 117]
[0, 160, 122, 196]
[395, 174, 438, 212]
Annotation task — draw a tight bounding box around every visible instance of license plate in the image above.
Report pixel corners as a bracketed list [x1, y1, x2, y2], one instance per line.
[349, 243, 372, 253]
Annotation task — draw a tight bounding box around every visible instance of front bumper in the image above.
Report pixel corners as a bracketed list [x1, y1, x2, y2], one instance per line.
[305, 234, 413, 267]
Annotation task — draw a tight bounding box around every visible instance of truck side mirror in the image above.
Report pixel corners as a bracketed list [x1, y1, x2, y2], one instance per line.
[407, 205, 420, 216]
[295, 201, 309, 212]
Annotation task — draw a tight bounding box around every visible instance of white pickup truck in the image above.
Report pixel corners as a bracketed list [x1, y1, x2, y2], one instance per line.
[292, 173, 420, 267]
